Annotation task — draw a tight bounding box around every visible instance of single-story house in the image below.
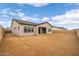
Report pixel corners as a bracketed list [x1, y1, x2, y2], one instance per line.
[11, 19, 53, 36]
[52, 26, 67, 31]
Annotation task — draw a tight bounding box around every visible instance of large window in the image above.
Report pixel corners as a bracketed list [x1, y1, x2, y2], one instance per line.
[24, 26, 34, 33]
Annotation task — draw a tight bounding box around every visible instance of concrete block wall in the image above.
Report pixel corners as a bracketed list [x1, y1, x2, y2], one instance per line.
[0, 25, 5, 43]
[75, 29, 79, 39]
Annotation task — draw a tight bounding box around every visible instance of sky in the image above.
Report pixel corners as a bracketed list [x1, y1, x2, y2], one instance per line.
[0, 3, 79, 30]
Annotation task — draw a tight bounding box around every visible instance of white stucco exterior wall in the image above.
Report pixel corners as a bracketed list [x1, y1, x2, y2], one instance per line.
[11, 21, 21, 36]
[19, 25, 36, 36]
[37, 23, 52, 34]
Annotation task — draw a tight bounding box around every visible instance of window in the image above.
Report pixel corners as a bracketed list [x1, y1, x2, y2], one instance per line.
[24, 27, 28, 32]
[28, 27, 31, 32]
[48, 28, 52, 32]
[24, 26, 34, 33]
[31, 27, 34, 32]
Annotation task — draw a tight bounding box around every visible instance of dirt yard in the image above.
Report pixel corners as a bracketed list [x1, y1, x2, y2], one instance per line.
[0, 31, 79, 56]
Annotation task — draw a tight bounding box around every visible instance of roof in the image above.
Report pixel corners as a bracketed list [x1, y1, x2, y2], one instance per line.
[13, 19, 37, 26]
[12, 19, 53, 27]
[11, 19, 67, 30]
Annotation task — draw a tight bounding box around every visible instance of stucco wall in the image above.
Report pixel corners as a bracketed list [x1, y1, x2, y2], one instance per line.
[75, 29, 79, 39]
[37, 23, 52, 34]
[37, 23, 52, 28]
[11, 21, 20, 36]
[12, 21, 36, 36]
[12, 22, 53, 36]
[0, 25, 5, 43]
[19, 25, 36, 36]
[52, 28, 61, 30]
[52, 27, 65, 31]
[17, 23, 53, 36]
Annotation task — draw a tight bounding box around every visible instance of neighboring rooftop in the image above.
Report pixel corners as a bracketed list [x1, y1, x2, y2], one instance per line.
[52, 26, 67, 29]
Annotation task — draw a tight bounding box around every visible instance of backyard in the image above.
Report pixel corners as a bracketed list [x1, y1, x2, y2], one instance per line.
[0, 30, 79, 56]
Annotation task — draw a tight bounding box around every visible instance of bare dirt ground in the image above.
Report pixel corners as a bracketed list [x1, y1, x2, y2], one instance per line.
[0, 31, 79, 56]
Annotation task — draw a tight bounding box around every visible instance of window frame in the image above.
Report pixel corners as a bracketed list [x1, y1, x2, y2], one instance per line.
[24, 26, 28, 32]
[24, 26, 34, 33]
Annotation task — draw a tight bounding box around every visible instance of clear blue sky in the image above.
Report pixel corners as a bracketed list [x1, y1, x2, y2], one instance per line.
[0, 3, 79, 30]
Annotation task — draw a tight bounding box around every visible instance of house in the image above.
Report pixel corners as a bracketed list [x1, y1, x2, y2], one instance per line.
[52, 26, 67, 31]
[5, 27, 11, 33]
[11, 19, 53, 36]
